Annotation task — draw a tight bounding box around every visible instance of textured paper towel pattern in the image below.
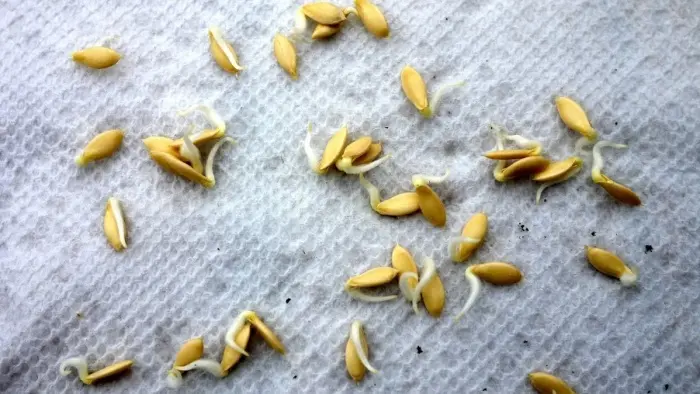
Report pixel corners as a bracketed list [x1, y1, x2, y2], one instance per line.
[0, 0, 699, 392]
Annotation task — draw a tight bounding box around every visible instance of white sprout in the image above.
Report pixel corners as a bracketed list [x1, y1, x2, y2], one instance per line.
[574, 136, 594, 158]
[177, 105, 226, 133]
[208, 26, 244, 72]
[344, 283, 398, 302]
[454, 267, 482, 322]
[535, 166, 582, 204]
[292, 9, 308, 38]
[429, 81, 466, 117]
[350, 321, 378, 374]
[358, 174, 381, 210]
[591, 141, 627, 180]
[411, 171, 450, 188]
[504, 134, 542, 154]
[60, 357, 90, 383]
[165, 369, 184, 389]
[448, 236, 481, 261]
[336, 154, 392, 174]
[398, 272, 419, 302]
[304, 125, 322, 173]
[204, 137, 235, 183]
[489, 124, 507, 180]
[108, 197, 127, 249]
[175, 358, 225, 378]
[181, 133, 204, 174]
[620, 266, 639, 287]
[411, 257, 436, 314]
[225, 311, 255, 356]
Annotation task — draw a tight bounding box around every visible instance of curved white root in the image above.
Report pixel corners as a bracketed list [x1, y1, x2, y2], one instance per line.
[535, 166, 582, 204]
[175, 359, 225, 378]
[345, 286, 398, 302]
[448, 236, 481, 261]
[205, 137, 235, 183]
[351, 321, 378, 374]
[225, 311, 254, 356]
[591, 140, 627, 180]
[411, 171, 450, 187]
[429, 81, 466, 116]
[178, 105, 226, 133]
[166, 369, 184, 389]
[181, 133, 204, 174]
[412, 257, 436, 314]
[358, 174, 381, 210]
[108, 197, 127, 249]
[60, 357, 90, 383]
[504, 134, 540, 150]
[209, 26, 244, 71]
[304, 125, 322, 173]
[574, 136, 594, 157]
[399, 272, 419, 302]
[454, 267, 482, 322]
[338, 154, 391, 174]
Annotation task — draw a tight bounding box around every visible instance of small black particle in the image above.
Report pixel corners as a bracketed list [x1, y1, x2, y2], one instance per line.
[543, 199, 547, 202]
[648, 391, 651, 393]
[614, 121, 619, 126]
[518, 223, 529, 232]
[645, 245, 653, 254]
[445, 17, 449, 21]
[293, 375, 297, 379]
[613, 68, 618, 72]
[523, 340, 528, 344]
[384, 126, 389, 129]
[447, 111, 452, 115]
[416, 346, 423, 354]
[591, 231, 596, 236]
[664, 384, 669, 390]
[217, 248, 220, 251]
[544, 236, 547, 239]
[483, 389, 487, 392]
[302, 250, 306, 255]
[286, 298, 291, 304]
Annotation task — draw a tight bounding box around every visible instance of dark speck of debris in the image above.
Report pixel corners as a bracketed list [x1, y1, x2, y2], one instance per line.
[76, 312, 83, 319]
[445, 17, 449, 21]
[523, 340, 528, 344]
[591, 231, 596, 236]
[293, 375, 297, 379]
[664, 384, 669, 390]
[384, 126, 389, 129]
[614, 121, 619, 125]
[447, 111, 452, 115]
[645, 245, 653, 254]
[286, 298, 291, 304]
[647, 391, 651, 393]
[217, 247, 220, 251]
[519, 223, 529, 232]
[416, 346, 423, 354]
[483, 389, 487, 392]
[302, 250, 306, 255]
[544, 236, 547, 239]
[543, 199, 547, 202]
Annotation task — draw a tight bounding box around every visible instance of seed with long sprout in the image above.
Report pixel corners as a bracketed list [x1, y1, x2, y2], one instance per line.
[410, 257, 437, 314]
[591, 141, 641, 205]
[345, 267, 399, 302]
[60, 357, 133, 385]
[400, 66, 464, 118]
[75, 129, 124, 166]
[533, 156, 583, 204]
[103, 197, 127, 251]
[220, 323, 251, 374]
[318, 126, 348, 171]
[72, 46, 121, 69]
[336, 136, 390, 174]
[358, 175, 420, 216]
[342, 136, 373, 159]
[225, 310, 285, 356]
[487, 124, 549, 182]
[348, 321, 378, 377]
[449, 212, 488, 263]
[555, 96, 598, 141]
[273, 34, 298, 79]
[455, 262, 522, 321]
[208, 26, 244, 73]
[412, 172, 449, 227]
[528, 371, 576, 394]
[302, 2, 346, 25]
[353, 0, 389, 38]
[585, 246, 637, 286]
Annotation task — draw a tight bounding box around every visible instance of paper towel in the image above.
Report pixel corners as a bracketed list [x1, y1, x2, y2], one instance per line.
[0, 0, 698, 392]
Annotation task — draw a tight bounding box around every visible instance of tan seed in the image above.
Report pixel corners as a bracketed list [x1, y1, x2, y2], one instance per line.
[302, 3, 346, 25]
[533, 157, 583, 182]
[375, 192, 420, 216]
[391, 244, 418, 289]
[318, 126, 348, 171]
[142, 136, 181, 158]
[247, 313, 286, 354]
[529, 371, 576, 394]
[273, 34, 298, 79]
[342, 136, 373, 159]
[353, 143, 382, 165]
[312, 23, 344, 39]
[594, 173, 641, 206]
[171, 129, 226, 149]
[421, 270, 445, 317]
[75, 129, 124, 166]
[400, 66, 430, 117]
[415, 184, 446, 227]
[555, 96, 597, 140]
[174, 337, 204, 367]
[499, 156, 550, 180]
[209, 27, 243, 73]
[72, 47, 121, 69]
[346, 267, 399, 288]
[103, 197, 127, 251]
[469, 262, 522, 285]
[354, 0, 390, 38]
[483, 149, 535, 160]
[221, 323, 251, 373]
[150, 151, 214, 188]
[345, 324, 369, 382]
[84, 360, 133, 384]
[585, 246, 637, 285]
[454, 212, 488, 263]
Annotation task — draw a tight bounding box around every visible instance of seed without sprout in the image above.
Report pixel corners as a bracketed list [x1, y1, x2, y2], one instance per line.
[555, 96, 597, 141]
[103, 197, 127, 251]
[75, 129, 124, 166]
[220, 323, 251, 374]
[449, 212, 488, 263]
[353, 143, 382, 165]
[72, 46, 121, 69]
[208, 26, 244, 73]
[401, 66, 430, 117]
[312, 23, 344, 39]
[529, 371, 577, 394]
[585, 246, 637, 286]
[273, 34, 298, 79]
[345, 322, 369, 382]
[150, 151, 214, 188]
[60, 357, 133, 385]
[354, 0, 390, 38]
[302, 2, 346, 25]
[483, 149, 538, 160]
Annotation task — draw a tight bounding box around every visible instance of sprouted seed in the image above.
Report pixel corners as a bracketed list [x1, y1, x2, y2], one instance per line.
[60, 357, 133, 385]
[225, 310, 286, 356]
[420, 261, 445, 317]
[311, 23, 344, 39]
[358, 174, 420, 216]
[142, 136, 181, 157]
[585, 246, 637, 286]
[555, 96, 598, 141]
[449, 212, 488, 263]
[353, 0, 390, 38]
[349, 321, 378, 374]
[533, 156, 583, 204]
[391, 244, 418, 288]
[72, 46, 121, 69]
[528, 371, 576, 394]
[487, 124, 549, 182]
[412, 171, 449, 227]
[400, 66, 464, 118]
[344, 267, 400, 302]
[301, 2, 347, 25]
[220, 323, 251, 374]
[345, 320, 369, 382]
[181, 132, 204, 174]
[335, 136, 391, 174]
[208, 26, 244, 73]
[591, 141, 641, 205]
[104, 197, 127, 251]
[75, 129, 124, 166]
[455, 262, 522, 321]
[166, 337, 204, 388]
[411, 257, 436, 314]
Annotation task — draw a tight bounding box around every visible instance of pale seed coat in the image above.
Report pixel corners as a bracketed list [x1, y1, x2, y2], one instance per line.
[375, 192, 420, 216]
[529, 371, 576, 394]
[483, 149, 535, 160]
[354, 0, 390, 38]
[76, 129, 124, 166]
[455, 213, 488, 262]
[84, 360, 133, 384]
[209, 29, 242, 73]
[533, 157, 582, 182]
[302, 3, 346, 25]
[415, 184, 446, 227]
[150, 151, 214, 188]
[273, 34, 298, 79]
[555, 96, 597, 140]
[346, 267, 399, 288]
[345, 325, 369, 381]
[72, 47, 121, 69]
[342, 136, 372, 159]
[469, 262, 522, 285]
[353, 143, 382, 165]
[400, 66, 430, 117]
[500, 156, 550, 180]
[221, 323, 251, 372]
[171, 129, 226, 148]
[103, 198, 126, 251]
[318, 126, 348, 170]
[142, 136, 181, 158]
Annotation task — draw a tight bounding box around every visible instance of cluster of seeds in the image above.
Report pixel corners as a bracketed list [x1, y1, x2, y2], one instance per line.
[59, 357, 133, 385]
[166, 310, 284, 388]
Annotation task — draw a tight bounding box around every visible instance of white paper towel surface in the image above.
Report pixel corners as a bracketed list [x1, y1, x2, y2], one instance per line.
[1, 0, 699, 392]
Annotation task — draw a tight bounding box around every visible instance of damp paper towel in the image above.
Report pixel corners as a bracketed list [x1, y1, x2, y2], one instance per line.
[1, 0, 699, 392]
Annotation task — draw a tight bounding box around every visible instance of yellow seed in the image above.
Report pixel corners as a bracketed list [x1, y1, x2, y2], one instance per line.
[391, 244, 418, 275]
[318, 126, 348, 171]
[311, 23, 344, 39]
[170, 129, 225, 149]
[302, 2, 346, 25]
[83, 360, 133, 384]
[354, 0, 390, 38]
[273, 34, 298, 79]
[469, 262, 522, 285]
[353, 143, 382, 165]
[72, 47, 121, 69]
[345, 324, 368, 381]
[209, 28, 242, 73]
[150, 151, 214, 188]
[415, 184, 446, 227]
[342, 136, 373, 159]
[375, 192, 420, 216]
[247, 313, 286, 354]
[174, 337, 204, 367]
[103, 198, 126, 251]
[421, 270, 445, 317]
[346, 267, 399, 288]
[499, 156, 550, 181]
[593, 173, 642, 206]
[75, 129, 124, 166]
[585, 246, 636, 283]
[533, 157, 583, 182]
[483, 149, 536, 160]
[400, 66, 430, 117]
[142, 136, 181, 158]
[528, 371, 577, 394]
[221, 323, 251, 373]
[454, 212, 488, 263]
[555, 96, 597, 140]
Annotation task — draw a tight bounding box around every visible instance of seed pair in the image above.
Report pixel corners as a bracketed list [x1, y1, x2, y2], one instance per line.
[455, 262, 523, 322]
[400, 65, 465, 118]
[585, 246, 638, 286]
[60, 357, 133, 385]
[208, 26, 244, 74]
[143, 105, 234, 188]
[305, 124, 390, 175]
[345, 320, 377, 382]
[75, 129, 124, 166]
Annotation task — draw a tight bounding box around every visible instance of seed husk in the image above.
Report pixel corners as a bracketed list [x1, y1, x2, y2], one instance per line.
[345, 324, 369, 381]
[208, 27, 243, 73]
[75, 129, 124, 166]
[103, 197, 127, 251]
[533, 157, 582, 182]
[498, 156, 550, 181]
[353, 143, 382, 165]
[150, 151, 214, 188]
[452, 212, 488, 263]
[400, 66, 430, 117]
[354, 0, 390, 38]
[143, 136, 182, 158]
[346, 267, 399, 288]
[421, 269, 445, 317]
[415, 184, 446, 227]
[72, 47, 121, 69]
[375, 192, 420, 216]
[318, 126, 348, 171]
[555, 96, 597, 141]
[469, 262, 522, 285]
[273, 34, 298, 79]
[594, 173, 642, 206]
[84, 360, 133, 384]
[585, 246, 637, 285]
[302, 2, 346, 25]
[312, 23, 344, 39]
[220, 323, 251, 373]
[174, 337, 204, 367]
[528, 371, 576, 394]
[483, 149, 536, 160]
[343, 136, 373, 159]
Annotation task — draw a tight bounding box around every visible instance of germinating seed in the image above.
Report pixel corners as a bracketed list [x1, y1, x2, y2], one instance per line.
[495, 156, 550, 182]
[400, 66, 430, 117]
[348, 321, 378, 377]
[345, 322, 369, 382]
[455, 262, 521, 321]
[345, 267, 400, 302]
[353, 142, 382, 165]
[318, 126, 348, 171]
[150, 151, 214, 188]
[585, 246, 637, 286]
[449, 212, 488, 263]
[420, 266, 445, 317]
[354, 0, 390, 38]
[529, 371, 577, 394]
[225, 310, 285, 356]
[220, 323, 251, 374]
[533, 156, 583, 204]
[75, 129, 124, 166]
[60, 357, 133, 385]
[591, 141, 642, 206]
[273, 34, 298, 79]
[342, 136, 373, 159]
[359, 174, 420, 216]
[208, 26, 244, 73]
[72, 46, 121, 69]
[103, 197, 127, 251]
